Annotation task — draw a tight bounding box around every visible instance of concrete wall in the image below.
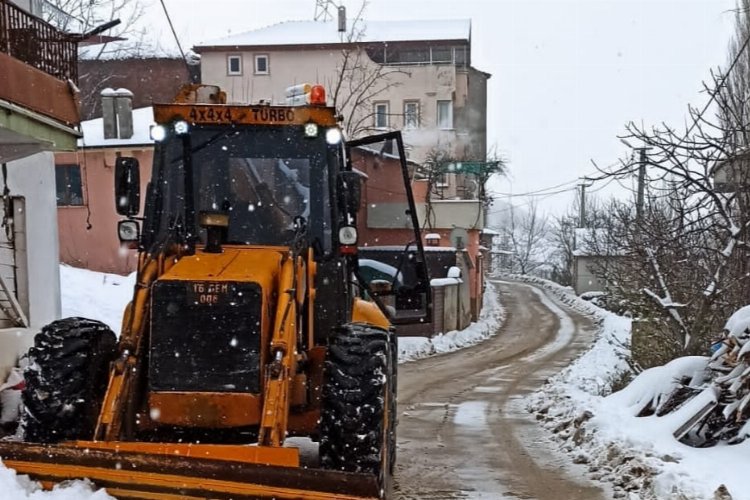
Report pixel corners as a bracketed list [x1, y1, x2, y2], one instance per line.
[415, 199, 484, 229]
[430, 276, 472, 335]
[0, 152, 61, 380]
[573, 256, 609, 294]
[56, 147, 153, 275]
[7, 153, 60, 326]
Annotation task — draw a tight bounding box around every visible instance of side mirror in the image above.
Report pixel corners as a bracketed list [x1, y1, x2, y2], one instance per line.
[337, 170, 363, 214]
[115, 157, 140, 216]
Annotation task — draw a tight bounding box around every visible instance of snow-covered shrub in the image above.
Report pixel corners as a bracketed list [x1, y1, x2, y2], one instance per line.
[622, 304, 750, 447]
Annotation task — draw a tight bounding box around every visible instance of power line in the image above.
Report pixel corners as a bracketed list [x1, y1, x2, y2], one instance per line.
[485, 187, 577, 216]
[487, 179, 581, 198]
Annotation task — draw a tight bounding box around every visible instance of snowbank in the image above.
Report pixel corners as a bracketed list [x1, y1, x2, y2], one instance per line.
[60, 265, 136, 336]
[0, 460, 113, 499]
[398, 280, 505, 363]
[517, 274, 748, 499]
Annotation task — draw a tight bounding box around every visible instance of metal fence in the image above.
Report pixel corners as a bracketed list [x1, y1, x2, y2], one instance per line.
[0, 0, 77, 82]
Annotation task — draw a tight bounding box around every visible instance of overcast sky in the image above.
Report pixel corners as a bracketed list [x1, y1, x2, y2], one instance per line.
[153, 0, 738, 215]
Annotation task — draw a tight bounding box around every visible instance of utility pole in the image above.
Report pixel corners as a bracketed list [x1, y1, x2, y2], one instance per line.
[579, 183, 587, 227]
[620, 138, 653, 222]
[578, 179, 592, 228]
[636, 148, 648, 222]
[620, 139, 652, 222]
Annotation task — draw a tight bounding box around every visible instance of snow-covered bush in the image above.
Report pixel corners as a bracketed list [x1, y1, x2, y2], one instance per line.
[619, 304, 750, 448]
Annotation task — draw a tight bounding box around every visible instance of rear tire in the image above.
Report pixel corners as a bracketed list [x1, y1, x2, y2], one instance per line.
[319, 323, 393, 494]
[22, 317, 117, 443]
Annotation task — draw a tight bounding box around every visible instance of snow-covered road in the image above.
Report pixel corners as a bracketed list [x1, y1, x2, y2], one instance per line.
[394, 280, 610, 499]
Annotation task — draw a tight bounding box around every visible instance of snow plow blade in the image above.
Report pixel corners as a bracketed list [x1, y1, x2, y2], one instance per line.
[0, 442, 381, 499]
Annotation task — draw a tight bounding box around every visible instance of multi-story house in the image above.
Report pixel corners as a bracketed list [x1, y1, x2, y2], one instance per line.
[193, 19, 488, 165]
[194, 18, 491, 318]
[0, 0, 82, 378]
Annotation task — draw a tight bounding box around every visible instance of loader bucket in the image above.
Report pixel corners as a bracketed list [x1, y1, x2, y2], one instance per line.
[0, 441, 381, 499]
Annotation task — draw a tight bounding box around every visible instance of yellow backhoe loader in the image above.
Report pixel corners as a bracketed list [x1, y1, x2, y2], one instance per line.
[0, 84, 431, 499]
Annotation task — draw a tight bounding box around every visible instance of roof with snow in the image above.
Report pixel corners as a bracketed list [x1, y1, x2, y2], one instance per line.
[78, 107, 154, 148]
[195, 19, 471, 49]
[78, 42, 189, 61]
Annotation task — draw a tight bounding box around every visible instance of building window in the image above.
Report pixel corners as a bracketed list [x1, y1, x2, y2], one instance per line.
[374, 102, 389, 129]
[404, 100, 419, 129]
[254, 54, 269, 75]
[55, 164, 84, 206]
[227, 54, 242, 75]
[435, 172, 449, 188]
[431, 47, 452, 63]
[437, 100, 453, 129]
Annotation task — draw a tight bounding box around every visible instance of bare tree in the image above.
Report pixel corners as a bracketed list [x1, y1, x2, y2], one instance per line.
[549, 211, 577, 286]
[501, 200, 549, 275]
[419, 145, 457, 230]
[325, 1, 410, 138]
[417, 144, 506, 231]
[41, 0, 154, 118]
[42, 0, 146, 59]
[476, 146, 507, 213]
[582, 35, 750, 357]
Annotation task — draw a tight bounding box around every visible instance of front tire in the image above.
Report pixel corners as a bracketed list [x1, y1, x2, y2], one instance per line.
[22, 318, 117, 443]
[319, 323, 393, 494]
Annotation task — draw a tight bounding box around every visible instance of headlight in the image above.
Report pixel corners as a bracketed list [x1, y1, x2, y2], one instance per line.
[304, 122, 319, 137]
[174, 120, 189, 135]
[338, 226, 358, 245]
[325, 127, 342, 145]
[149, 125, 167, 142]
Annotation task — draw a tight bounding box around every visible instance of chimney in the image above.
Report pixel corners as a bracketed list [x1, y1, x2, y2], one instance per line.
[101, 88, 117, 139]
[114, 88, 134, 139]
[100, 88, 133, 139]
[337, 6, 346, 32]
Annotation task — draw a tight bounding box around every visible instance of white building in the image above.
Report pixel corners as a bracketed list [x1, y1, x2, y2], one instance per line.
[0, 0, 79, 378]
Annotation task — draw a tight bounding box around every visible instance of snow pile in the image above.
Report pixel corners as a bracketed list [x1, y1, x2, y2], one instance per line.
[0, 464, 112, 499]
[60, 265, 136, 336]
[0, 368, 24, 424]
[521, 274, 750, 499]
[398, 280, 505, 363]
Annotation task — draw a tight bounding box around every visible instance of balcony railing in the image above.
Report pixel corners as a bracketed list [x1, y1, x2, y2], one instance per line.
[0, 0, 77, 82]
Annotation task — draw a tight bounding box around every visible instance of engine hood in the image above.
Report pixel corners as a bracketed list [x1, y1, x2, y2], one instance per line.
[159, 247, 286, 286]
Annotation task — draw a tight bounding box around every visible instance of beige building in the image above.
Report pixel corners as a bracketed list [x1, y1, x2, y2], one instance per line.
[193, 19, 490, 174]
